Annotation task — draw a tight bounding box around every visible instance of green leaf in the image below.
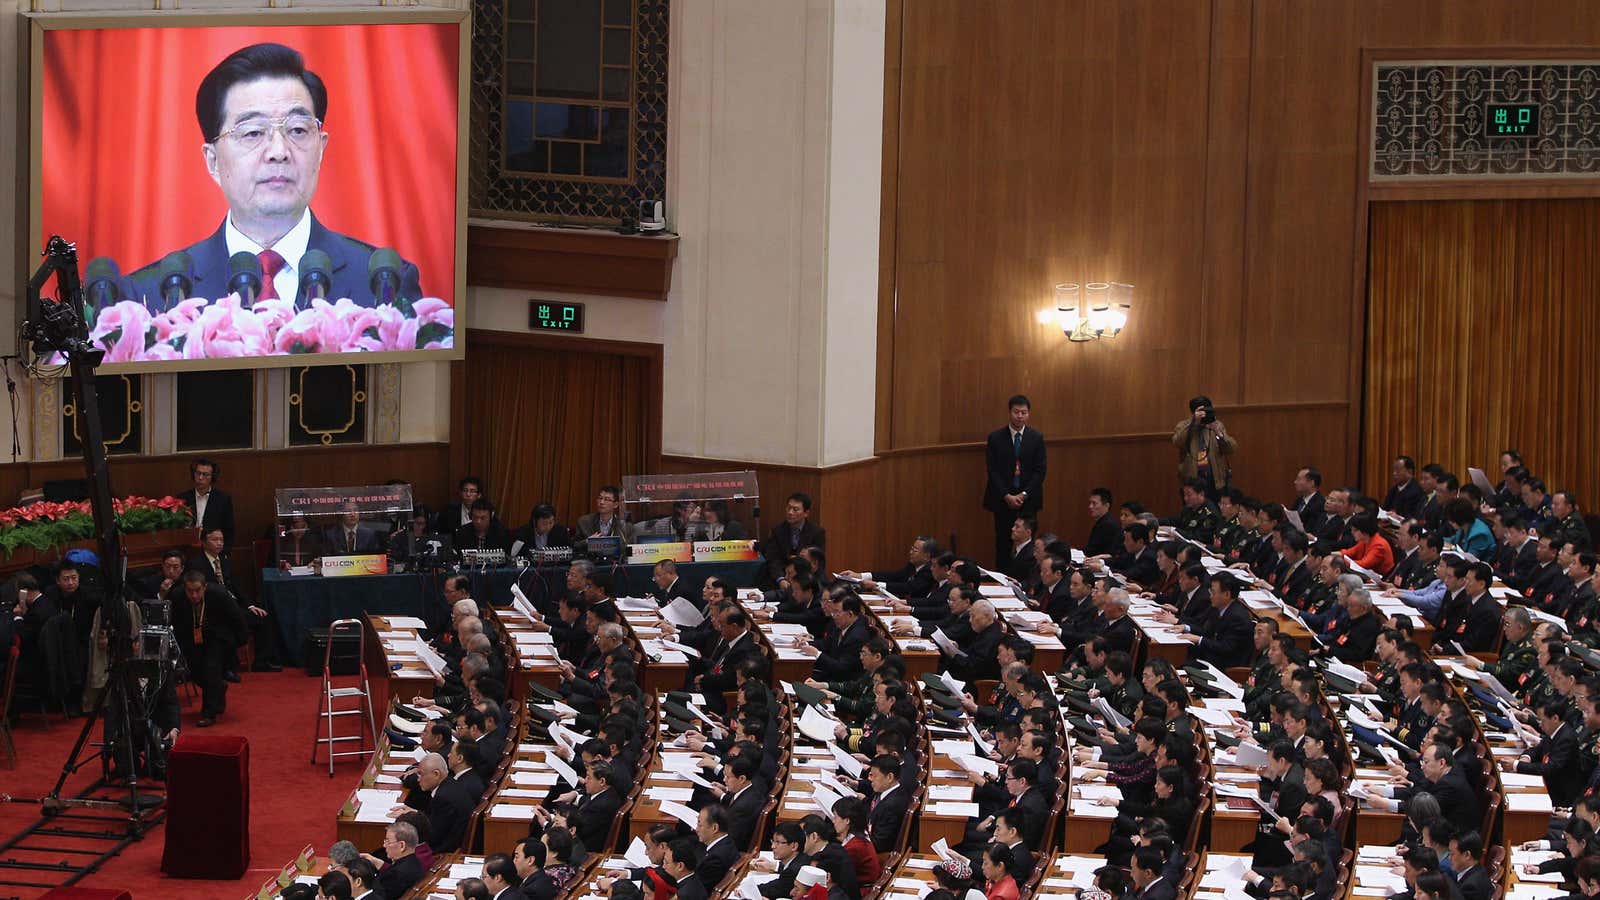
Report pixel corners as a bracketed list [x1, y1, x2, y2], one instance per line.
[415, 322, 451, 349]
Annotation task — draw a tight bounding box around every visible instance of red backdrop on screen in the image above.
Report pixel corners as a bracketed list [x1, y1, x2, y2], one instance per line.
[40, 22, 459, 303]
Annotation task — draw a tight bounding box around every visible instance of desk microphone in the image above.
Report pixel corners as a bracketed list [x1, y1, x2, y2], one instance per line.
[299, 249, 333, 309]
[84, 257, 121, 311]
[368, 248, 405, 309]
[158, 251, 193, 312]
[227, 251, 263, 306]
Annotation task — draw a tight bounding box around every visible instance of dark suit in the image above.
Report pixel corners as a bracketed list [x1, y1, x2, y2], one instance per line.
[124, 214, 424, 312]
[875, 562, 935, 600]
[426, 776, 475, 853]
[1293, 493, 1327, 535]
[376, 853, 424, 899]
[567, 786, 622, 853]
[519, 870, 559, 900]
[722, 783, 767, 848]
[167, 583, 248, 717]
[1328, 611, 1381, 663]
[759, 853, 811, 899]
[813, 618, 870, 681]
[674, 873, 709, 900]
[515, 522, 576, 555]
[1383, 479, 1425, 519]
[1517, 722, 1583, 806]
[952, 621, 1006, 682]
[1137, 876, 1178, 900]
[762, 520, 828, 583]
[866, 784, 911, 852]
[454, 520, 513, 557]
[324, 524, 384, 555]
[1191, 601, 1253, 668]
[698, 835, 740, 890]
[983, 425, 1047, 567]
[1085, 512, 1123, 558]
[1455, 865, 1492, 900]
[651, 576, 696, 607]
[178, 487, 235, 547]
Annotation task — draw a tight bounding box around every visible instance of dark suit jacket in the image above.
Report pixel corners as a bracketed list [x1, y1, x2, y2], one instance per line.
[810, 843, 859, 900]
[866, 784, 911, 852]
[1383, 480, 1425, 519]
[125, 214, 423, 311]
[167, 583, 249, 660]
[698, 835, 740, 891]
[722, 783, 767, 848]
[1137, 877, 1178, 900]
[568, 786, 622, 854]
[376, 852, 425, 899]
[876, 562, 935, 600]
[1328, 610, 1381, 663]
[1455, 865, 1492, 900]
[1517, 722, 1583, 806]
[763, 520, 828, 582]
[651, 576, 696, 607]
[454, 520, 513, 556]
[983, 426, 1047, 514]
[187, 551, 239, 596]
[952, 622, 1006, 682]
[1192, 601, 1253, 668]
[1293, 493, 1327, 535]
[178, 487, 235, 547]
[519, 870, 559, 900]
[813, 618, 870, 681]
[1085, 512, 1122, 557]
[759, 853, 811, 899]
[323, 524, 384, 555]
[674, 873, 709, 900]
[426, 776, 475, 853]
[515, 522, 576, 554]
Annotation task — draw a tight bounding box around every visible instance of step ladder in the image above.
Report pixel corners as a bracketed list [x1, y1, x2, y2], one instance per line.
[311, 618, 376, 777]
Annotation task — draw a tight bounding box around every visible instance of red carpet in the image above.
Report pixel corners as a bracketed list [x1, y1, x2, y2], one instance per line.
[1, 669, 359, 899]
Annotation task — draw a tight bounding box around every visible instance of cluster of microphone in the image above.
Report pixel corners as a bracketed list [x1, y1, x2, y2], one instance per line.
[82, 247, 409, 310]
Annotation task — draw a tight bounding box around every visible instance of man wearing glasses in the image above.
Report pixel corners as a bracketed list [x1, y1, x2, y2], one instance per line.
[128, 42, 423, 309]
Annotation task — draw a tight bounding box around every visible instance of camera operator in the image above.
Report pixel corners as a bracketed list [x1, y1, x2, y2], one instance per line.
[1172, 395, 1237, 500]
[99, 594, 182, 781]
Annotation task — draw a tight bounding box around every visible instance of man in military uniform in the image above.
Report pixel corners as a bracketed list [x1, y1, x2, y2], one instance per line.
[1162, 479, 1222, 545]
[1567, 552, 1600, 644]
[1552, 491, 1592, 549]
[1359, 628, 1407, 717]
[1461, 606, 1537, 692]
[1225, 498, 1263, 565]
[1100, 651, 1144, 721]
[1211, 489, 1245, 554]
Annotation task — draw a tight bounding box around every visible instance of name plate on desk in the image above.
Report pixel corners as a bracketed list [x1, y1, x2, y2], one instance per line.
[321, 554, 390, 577]
[692, 540, 758, 562]
[628, 542, 694, 565]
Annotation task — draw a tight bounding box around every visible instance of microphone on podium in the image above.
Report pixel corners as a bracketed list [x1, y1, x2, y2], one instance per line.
[368, 248, 407, 310]
[84, 257, 121, 311]
[158, 251, 193, 312]
[227, 251, 263, 306]
[298, 249, 333, 309]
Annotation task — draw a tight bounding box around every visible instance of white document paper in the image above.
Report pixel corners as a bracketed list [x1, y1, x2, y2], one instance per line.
[662, 597, 705, 627]
[798, 705, 839, 743]
[929, 628, 960, 656]
[547, 750, 581, 787]
[955, 754, 1000, 779]
[1233, 741, 1269, 768]
[829, 742, 864, 778]
[657, 799, 701, 828]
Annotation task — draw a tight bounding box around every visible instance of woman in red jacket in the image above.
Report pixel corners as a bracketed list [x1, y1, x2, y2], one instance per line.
[831, 798, 882, 886]
[981, 844, 1021, 900]
[1340, 515, 1395, 577]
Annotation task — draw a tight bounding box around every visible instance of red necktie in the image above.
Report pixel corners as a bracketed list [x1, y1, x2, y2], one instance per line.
[258, 249, 287, 301]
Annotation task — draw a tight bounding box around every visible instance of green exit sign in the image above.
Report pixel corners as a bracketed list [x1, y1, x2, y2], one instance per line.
[1487, 103, 1540, 137]
[529, 300, 585, 333]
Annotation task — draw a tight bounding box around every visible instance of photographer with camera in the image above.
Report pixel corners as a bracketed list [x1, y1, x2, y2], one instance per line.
[1172, 395, 1236, 500]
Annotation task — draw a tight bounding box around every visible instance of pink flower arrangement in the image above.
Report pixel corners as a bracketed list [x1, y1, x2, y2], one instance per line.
[76, 295, 455, 362]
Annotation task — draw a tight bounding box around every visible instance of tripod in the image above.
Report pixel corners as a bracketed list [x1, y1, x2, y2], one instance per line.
[14, 237, 154, 832]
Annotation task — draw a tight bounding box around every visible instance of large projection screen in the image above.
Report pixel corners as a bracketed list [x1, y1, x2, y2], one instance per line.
[26, 9, 469, 373]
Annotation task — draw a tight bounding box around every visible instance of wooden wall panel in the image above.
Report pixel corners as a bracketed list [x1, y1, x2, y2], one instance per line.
[0, 443, 452, 552]
[1364, 199, 1600, 508]
[872, 0, 1600, 569]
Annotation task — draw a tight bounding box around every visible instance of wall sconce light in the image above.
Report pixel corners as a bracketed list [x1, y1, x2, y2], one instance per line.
[1054, 281, 1132, 341]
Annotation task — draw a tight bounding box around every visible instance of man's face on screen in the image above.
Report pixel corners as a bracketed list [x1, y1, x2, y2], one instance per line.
[203, 76, 326, 238]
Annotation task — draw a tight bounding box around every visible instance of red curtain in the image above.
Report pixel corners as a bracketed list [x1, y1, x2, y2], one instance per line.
[39, 22, 459, 302]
